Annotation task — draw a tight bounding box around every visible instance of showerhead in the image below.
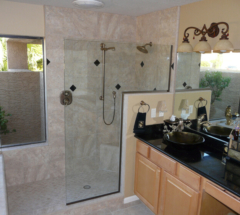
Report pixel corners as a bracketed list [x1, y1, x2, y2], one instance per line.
[137, 46, 148, 53]
[137, 42, 152, 54]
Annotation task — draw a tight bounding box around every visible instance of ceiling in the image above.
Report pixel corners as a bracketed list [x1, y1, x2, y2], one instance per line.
[4, 0, 202, 17]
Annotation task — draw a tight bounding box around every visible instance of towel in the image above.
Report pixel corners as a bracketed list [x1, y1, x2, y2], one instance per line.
[197, 106, 208, 121]
[133, 112, 147, 134]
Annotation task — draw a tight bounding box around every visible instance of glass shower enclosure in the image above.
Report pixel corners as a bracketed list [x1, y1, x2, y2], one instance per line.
[64, 39, 172, 204]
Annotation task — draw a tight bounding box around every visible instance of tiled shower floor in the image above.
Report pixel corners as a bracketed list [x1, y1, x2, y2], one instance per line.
[7, 173, 154, 215]
[66, 170, 119, 203]
[7, 171, 121, 215]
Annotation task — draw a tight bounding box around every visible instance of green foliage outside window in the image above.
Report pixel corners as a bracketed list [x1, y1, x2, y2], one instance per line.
[27, 44, 43, 71]
[0, 38, 8, 71]
[199, 71, 231, 104]
[0, 106, 16, 135]
[201, 61, 210, 67]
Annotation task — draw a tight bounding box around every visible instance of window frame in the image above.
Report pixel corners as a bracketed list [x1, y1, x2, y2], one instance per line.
[0, 34, 47, 148]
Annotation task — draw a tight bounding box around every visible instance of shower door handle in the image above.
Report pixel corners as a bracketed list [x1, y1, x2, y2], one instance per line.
[60, 90, 72, 106]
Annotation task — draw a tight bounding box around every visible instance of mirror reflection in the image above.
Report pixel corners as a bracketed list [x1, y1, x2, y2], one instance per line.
[175, 52, 240, 121]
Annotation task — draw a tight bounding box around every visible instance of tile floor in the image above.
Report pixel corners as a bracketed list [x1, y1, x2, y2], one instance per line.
[85, 203, 154, 215]
[7, 175, 154, 215]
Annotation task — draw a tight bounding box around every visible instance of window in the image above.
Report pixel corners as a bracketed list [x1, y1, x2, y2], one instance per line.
[201, 52, 240, 72]
[0, 36, 46, 148]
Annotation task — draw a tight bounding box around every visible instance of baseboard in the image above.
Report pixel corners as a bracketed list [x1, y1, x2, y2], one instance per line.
[123, 195, 139, 204]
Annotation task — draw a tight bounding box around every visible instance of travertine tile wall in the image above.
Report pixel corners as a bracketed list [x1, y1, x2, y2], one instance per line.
[136, 7, 180, 92]
[2, 4, 180, 196]
[0, 72, 45, 146]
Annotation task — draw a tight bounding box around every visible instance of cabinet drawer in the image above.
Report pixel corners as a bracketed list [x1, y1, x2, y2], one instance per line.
[136, 140, 150, 158]
[176, 163, 201, 191]
[205, 181, 240, 213]
[149, 148, 176, 175]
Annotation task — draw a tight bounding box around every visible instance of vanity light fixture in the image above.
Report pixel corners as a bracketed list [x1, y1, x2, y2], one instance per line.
[178, 22, 234, 53]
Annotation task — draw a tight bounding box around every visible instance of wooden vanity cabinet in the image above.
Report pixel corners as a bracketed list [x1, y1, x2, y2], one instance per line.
[135, 140, 240, 215]
[158, 171, 199, 215]
[134, 153, 161, 214]
[135, 140, 200, 215]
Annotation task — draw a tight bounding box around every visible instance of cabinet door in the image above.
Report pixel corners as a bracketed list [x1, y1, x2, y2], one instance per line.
[159, 171, 199, 215]
[135, 153, 161, 214]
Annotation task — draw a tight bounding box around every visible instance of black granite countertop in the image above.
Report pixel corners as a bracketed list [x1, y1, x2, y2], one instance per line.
[135, 129, 240, 198]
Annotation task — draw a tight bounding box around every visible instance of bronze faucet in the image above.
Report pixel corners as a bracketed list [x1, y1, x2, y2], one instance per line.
[177, 118, 184, 132]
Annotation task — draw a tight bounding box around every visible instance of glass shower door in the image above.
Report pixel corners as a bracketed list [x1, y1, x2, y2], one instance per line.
[64, 38, 172, 204]
[64, 39, 121, 204]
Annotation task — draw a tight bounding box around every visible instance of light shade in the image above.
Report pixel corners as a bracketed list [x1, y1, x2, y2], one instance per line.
[179, 99, 189, 110]
[194, 41, 211, 53]
[177, 42, 193, 53]
[213, 39, 234, 53]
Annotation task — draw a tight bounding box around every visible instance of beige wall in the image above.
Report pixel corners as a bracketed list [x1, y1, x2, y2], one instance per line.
[123, 92, 174, 198]
[178, 0, 240, 50]
[0, 1, 44, 37]
[174, 90, 212, 120]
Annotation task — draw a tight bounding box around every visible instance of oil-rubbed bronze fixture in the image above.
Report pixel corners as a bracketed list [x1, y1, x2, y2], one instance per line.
[178, 22, 234, 53]
[99, 43, 116, 125]
[137, 42, 152, 54]
[60, 90, 72, 106]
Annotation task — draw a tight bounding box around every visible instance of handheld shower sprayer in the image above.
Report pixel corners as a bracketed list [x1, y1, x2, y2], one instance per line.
[100, 43, 116, 125]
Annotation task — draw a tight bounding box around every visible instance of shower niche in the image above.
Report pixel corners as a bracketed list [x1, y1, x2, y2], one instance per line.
[64, 39, 172, 204]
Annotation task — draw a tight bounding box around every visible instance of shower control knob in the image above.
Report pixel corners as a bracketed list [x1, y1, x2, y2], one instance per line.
[60, 90, 72, 105]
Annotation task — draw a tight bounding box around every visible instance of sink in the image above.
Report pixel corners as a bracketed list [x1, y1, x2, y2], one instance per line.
[165, 132, 205, 148]
[202, 126, 233, 138]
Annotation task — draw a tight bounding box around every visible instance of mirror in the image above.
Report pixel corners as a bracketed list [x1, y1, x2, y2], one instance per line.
[175, 52, 240, 122]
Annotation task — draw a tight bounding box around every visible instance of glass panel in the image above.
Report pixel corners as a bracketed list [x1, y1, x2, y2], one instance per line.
[64, 39, 172, 203]
[0, 37, 46, 148]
